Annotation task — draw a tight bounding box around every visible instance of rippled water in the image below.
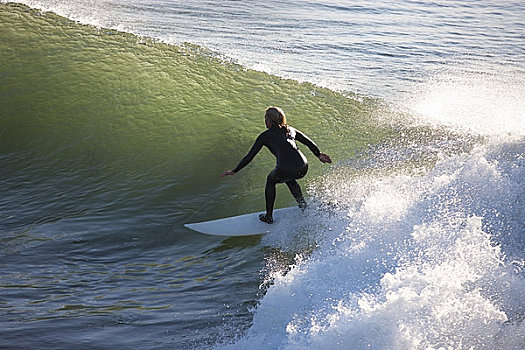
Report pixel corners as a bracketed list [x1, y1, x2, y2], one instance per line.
[13, 0, 525, 97]
[1, 1, 524, 349]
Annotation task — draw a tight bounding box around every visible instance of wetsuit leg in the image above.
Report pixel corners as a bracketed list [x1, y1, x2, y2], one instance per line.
[265, 164, 308, 217]
[286, 180, 307, 210]
[286, 164, 308, 210]
[264, 169, 279, 218]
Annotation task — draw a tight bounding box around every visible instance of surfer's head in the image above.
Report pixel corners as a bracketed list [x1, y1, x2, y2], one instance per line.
[265, 106, 287, 129]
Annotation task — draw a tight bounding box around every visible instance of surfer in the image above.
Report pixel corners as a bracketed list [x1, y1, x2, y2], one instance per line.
[221, 106, 332, 224]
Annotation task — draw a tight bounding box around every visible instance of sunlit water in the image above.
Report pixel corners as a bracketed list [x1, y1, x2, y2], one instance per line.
[10, 0, 525, 98]
[1, 1, 524, 349]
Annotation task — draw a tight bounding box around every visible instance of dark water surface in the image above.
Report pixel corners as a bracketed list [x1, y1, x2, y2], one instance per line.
[1, 1, 524, 349]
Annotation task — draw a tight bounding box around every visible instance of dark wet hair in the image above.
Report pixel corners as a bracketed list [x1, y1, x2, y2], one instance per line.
[265, 106, 287, 129]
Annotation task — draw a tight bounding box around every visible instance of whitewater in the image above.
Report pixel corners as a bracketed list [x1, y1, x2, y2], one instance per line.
[1, 1, 524, 349]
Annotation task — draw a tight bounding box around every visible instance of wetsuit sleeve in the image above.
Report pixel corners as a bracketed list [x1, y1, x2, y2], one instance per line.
[294, 129, 321, 157]
[232, 133, 265, 173]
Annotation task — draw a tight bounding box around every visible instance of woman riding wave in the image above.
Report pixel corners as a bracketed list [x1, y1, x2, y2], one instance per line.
[221, 106, 331, 224]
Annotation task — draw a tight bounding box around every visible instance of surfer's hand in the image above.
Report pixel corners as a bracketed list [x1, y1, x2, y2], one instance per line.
[220, 171, 236, 178]
[318, 153, 332, 164]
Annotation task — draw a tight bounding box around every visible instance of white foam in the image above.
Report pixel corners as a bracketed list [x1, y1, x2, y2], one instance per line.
[405, 72, 525, 138]
[218, 140, 525, 349]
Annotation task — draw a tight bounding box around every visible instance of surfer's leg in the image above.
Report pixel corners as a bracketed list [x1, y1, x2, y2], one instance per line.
[285, 165, 308, 210]
[286, 180, 307, 210]
[262, 169, 279, 223]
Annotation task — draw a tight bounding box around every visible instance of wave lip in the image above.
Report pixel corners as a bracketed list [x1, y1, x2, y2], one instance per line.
[406, 72, 525, 138]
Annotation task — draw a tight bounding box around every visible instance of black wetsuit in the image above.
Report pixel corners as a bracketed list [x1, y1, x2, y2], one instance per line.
[232, 126, 321, 218]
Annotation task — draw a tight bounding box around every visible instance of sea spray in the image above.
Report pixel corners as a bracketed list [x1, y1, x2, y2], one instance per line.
[2, 2, 524, 349]
[217, 137, 525, 349]
[404, 71, 525, 138]
[218, 72, 525, 348]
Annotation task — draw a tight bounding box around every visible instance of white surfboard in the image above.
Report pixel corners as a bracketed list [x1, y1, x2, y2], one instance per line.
[184, 206, 301, 236]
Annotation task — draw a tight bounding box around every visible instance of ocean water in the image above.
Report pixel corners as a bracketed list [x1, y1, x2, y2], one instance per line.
[0, 1, 524, 349]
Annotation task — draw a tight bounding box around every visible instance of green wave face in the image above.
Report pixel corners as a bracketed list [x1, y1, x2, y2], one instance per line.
[1, 3, 391, 217]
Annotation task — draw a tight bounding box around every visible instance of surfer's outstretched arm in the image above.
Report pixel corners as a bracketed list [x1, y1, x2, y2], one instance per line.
[221, 133, 265, 177]
[294, 128, 332, 164]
